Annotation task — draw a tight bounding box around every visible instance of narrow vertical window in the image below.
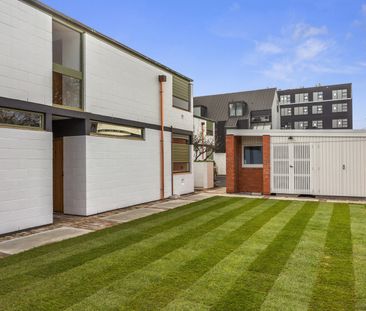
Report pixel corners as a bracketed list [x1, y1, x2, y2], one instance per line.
[172, 134, 190, 173]
[52, 21, 83, 109]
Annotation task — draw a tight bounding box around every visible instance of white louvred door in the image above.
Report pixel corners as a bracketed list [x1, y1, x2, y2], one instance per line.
[271, 144, 291, 193]
[293, 143, 312, 194]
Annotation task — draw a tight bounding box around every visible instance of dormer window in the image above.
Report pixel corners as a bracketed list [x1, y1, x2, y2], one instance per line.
[229, 102, 246, 117]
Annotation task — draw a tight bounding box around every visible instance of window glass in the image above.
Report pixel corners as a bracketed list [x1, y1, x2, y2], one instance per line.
[0, 107, 43, 129]
[229, 103, 236, 117]
[172, 134, 190, 173]
[312, 105, 323, 114]
[280, 95, 291, 104]
[228, 102, 246, 117]
[294, 121, 308, 129]
[332, 89, 348, 100]
[90, 121, 144, 138]
[52, 21, 81, 71]
[294, 106, 308, 115]
[332, 119, 348, 128]
[332, 103, 348, 113]
[236, 103, 243, 116]
[295, 93, 308, 103]
[53, 72, 81, 108]
[313, 91, 323, 101]
[281, 107, 292, 116]
[244, 146, 263, 165]
[312, 120, 323, 129]
[173, 75, 190, 111]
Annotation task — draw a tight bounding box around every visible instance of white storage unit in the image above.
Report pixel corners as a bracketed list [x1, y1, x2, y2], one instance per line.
[271, 132, 366, 197]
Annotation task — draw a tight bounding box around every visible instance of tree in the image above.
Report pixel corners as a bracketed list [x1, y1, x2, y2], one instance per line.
[193, 131, 216, 162]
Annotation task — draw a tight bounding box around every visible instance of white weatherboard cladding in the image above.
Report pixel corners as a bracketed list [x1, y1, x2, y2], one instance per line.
[271, 136, 366, 197]
[0, 128, 52, 234]
[84, 130, 173, 215]
[84, 34, 193, 132]
[0, 0, 52, 105]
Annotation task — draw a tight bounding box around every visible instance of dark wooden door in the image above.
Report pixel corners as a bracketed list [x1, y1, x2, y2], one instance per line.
[53, 137, 64, 213]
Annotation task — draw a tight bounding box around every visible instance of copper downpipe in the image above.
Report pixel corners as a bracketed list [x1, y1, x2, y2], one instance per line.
[158, 75, 167, 200]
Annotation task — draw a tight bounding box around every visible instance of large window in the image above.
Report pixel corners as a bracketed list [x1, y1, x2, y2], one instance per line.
[172, 134, 190, 173]
[294, 106, 308, 115]
[173, 75, 191, 111]
[295, 93, 309, 103]
[312, 120, 323, 129]
[332, 103, 348, 113]
[90, 121, 144, 139]
[0, 107, 43, 130]
[281, 107, 292, 116]
[294, 121, 309, 129]
[279, 95, 291, 104]
[228, 102, 246, 117]
[313, 91, 323, 101]
[52, 21, 83, 109]
[243, 146, 263, 165]
[332, 119, 348, 128]
[332, 89, 348, 100]
[312, 105, 323, 114]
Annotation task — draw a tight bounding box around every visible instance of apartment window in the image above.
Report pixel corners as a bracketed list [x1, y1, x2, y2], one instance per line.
[90, 122, 144, 139]
[243, 146, 262, 165]
[332, 103, 348, 113]
[281, 107, 292, 116]
[313, 91, 323, 102]
[280, 95, 291, 104]
[173, 75, 191, 111]
[312, 120, 323, 129]
[332, 89, 348, 100]
[229, 102, 246, 117]
[294, 106, 308, 115]
[295, 93, 309, 103]
[281, 122, 292, 129]
[312, 105, 323, 114]
[332, 119, 348, 128]
[52, 21, 83, 109]
[172, 134, 190, 173]
[294, 121, 308, 129]
[0, 107, 43, 130]
[206, 121, 214, 136]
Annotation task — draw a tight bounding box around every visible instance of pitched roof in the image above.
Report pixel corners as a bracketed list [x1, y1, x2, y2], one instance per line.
[194, 88, 277, 121]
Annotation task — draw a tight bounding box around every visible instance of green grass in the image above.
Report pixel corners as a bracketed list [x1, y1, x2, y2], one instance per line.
[0, 197, 364, 311]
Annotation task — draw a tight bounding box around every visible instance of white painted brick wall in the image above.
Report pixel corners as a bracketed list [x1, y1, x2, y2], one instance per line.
[0, 0, 52, 105]
[84, 34, 193, 132]
[63, 136, 87, 215]
[0, 128, 52, 234]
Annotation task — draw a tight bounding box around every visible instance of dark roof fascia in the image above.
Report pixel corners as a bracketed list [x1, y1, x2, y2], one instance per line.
[194, 115, 215, 122]
[278, 83, 352, 94]
[20, 0, 193, 82]
[193, 87, 277, 100]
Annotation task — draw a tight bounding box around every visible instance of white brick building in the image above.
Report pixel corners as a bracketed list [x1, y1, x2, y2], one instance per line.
[0, 0, 194, 234]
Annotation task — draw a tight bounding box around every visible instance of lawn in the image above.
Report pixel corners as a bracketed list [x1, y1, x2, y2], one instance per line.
[0, 196, 365, 310]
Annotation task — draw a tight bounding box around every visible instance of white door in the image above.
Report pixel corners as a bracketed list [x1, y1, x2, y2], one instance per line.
[271, 143, 312, 194]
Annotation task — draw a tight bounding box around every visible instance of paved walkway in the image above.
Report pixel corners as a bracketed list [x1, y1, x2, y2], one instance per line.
[0, 187, 364, 257]
[0, 191, 214, 256]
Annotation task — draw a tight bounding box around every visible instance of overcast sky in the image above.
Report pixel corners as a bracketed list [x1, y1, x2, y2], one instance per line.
[42, 0, 366, 128]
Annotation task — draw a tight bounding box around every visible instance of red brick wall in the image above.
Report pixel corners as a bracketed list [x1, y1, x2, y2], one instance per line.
[226, 135, 271, 194]
[262, 135, 271, 195]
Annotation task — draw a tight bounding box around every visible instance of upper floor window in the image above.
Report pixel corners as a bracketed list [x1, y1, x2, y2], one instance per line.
[280, 95, 291, 104]
[294, 121, 309, 129]
[206, 121, 214, 136]
[332, 103, 348, 113]
[0, 107, 43, 130]
[295, 93, 309, 103]
[281, 107, 292, 116]
[281, 122, 292, 130]
[332, 89, 348, 100]
[173, 76, 191, 111]
[312, 120, 323, 129]
[312, 105, 323, 114]
[332, 119, 348, 128]
[229, 102, 246, 117]
[294, 106, 308, 115]
[52, 21, 83, 109]
[313, 91, 323, 102]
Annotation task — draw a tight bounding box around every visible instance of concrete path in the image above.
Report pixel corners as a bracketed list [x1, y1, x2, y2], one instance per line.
[150, 199, 195, 210]
[0, 227, 91, 255]
[103, 207, 163, 223]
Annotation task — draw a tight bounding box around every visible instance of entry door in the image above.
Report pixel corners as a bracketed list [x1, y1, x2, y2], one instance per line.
[271, 143, 312, 194]
[53, 137, 64, 212]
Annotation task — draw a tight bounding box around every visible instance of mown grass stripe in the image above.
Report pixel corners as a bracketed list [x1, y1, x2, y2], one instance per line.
[0, 197, 235, 295]
[309, 203, 356, 310]
[350, 204, 366, 311]
[0, 196, 222, 271]
[261, 202, 333, 311]
[67, 199, 280, 310]
[0, 199, 265, 310]
[122, 200, 292, 310]
[212, 201, 318, 311]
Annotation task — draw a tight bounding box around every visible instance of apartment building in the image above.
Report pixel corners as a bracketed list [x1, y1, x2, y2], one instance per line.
[278, 83, 353, 130]
[0, 0, 194, 234]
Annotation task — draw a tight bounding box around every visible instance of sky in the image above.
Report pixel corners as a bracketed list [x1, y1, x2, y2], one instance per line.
[42, 0, 366, 128]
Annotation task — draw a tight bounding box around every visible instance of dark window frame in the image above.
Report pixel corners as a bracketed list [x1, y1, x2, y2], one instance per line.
[0, 107, 44, 131]
[243, 145, 263, 166]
